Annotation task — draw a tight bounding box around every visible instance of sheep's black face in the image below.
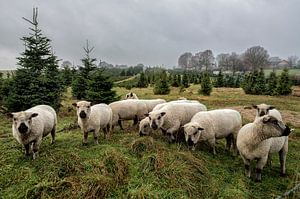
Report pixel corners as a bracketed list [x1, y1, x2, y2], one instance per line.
[258, 110, 267, 117]
[79, 111, 87, 119]
[187, 137, 194, 146]
[282, 126, 291, 136]
[18, 122, 28, 134]
[151, 122, 158, 130]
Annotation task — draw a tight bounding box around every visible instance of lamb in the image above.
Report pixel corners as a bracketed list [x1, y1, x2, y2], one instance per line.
[109, 99, 148, 130]
[73, 101, 113, 145]
[252, 103, 282, 121]
[146, 103, 207, 142]
[183, 109, 242, 154]
[9, 105, 57, 159]
[237, 115, 291, 182]
[139, 100, 201, 136]
[125, 92, 138, 99]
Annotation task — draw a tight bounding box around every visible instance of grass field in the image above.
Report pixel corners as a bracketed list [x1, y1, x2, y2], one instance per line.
[264, 69, 300, 77]
[0, 86, 299, 199]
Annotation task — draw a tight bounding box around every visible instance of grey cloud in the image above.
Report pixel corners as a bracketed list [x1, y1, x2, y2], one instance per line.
[0, 0, 299, 69]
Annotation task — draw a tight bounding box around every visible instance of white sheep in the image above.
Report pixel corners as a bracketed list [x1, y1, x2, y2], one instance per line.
[9, 105, 57, 159]
[237, 115, 291, 182]
[146, 103, 207, 142]
[252, 103, 282, 121]
[183, 109, 242, 155]
[73, 101, 113, 145]
[125, 92, 139, 99]
[138, 99, 166, 112]
[109, 99, 148, 130]
[139, 100, 201, 136]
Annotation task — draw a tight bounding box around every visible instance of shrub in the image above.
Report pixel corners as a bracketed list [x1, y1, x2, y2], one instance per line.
[153, 70, 170, 95]
[199, 72, 212, 96]
[277, 68, 292, 95]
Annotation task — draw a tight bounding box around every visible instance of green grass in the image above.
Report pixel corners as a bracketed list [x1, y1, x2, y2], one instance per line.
[0, 87, 299, 198]
[264, 69, 300, 77]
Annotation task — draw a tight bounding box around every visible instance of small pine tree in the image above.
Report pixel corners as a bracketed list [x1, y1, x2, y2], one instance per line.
[72, 40, 97, 99]
[137, 72, 148, 88]
[171, 73, 180, 87]
[3, 8, 62, 111]
[252, 68, 266, 94]
[276, 68, 292, 95]
[182, 72, 189, 88]
[199, 72, 212, 96]
[266, 71, 278, 95]
[86, 69, 119, 104]
[234, 74, 242, 88]
[177, 74, 182, 87]
[214, 70, 224, 87]
[153, 70, 170, 95]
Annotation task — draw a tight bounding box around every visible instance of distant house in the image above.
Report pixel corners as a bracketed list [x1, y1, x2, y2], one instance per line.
[277, 60, 289, 69]
[269, 57, 281, 68]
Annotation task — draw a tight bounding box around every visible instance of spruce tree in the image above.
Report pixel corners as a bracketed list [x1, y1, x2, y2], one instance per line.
[177, 74, 182, 87]
[86, 69, 119, 104]
[277, 68, 292, 95]
[153, 70, 170, 95]
[171, 73, 179, 87]
[182, 72, 189, 88]
[3, 8, 62, 111]
[137, 72, 148, 88]
[252, 68, 266, 94]
[199, 72, 212, 96]
[72, 40, 97, 99]
[214, 70, 224, 87]
[266, 71, 278, 95]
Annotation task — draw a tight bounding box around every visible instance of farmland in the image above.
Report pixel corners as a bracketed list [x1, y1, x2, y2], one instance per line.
[0, 86, 299, 199]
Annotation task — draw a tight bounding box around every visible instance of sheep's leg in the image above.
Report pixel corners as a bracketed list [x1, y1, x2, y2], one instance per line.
[208, 138, 216, 155]
[255, 156, 267, 182]
[93, 129, 99, 145]
[225, 134, 232, 151]
[232, 133, 238, 156]
[24, 144, 30, 156]
[32, 138, 42, 160]
[83, 131, 88, 145]
[133, 115, 139, 126]
[50, 126, 56, 144]
[279, 149, 287, 176]
[267, 154, 272, 167]
[241, 156, 251, 178]
[118, 120, 124, 130]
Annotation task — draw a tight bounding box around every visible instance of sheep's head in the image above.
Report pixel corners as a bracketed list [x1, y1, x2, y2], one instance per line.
[183, 122, 204, 148]
[9, 111, 38, 134]
[252, 103, 275, 117]
[146, 111, 166, 130]
[72, 101, 92, 119]
[139, 117, 152, 136]
[125, 92, 137, 99]
[259, 115, 291, 138]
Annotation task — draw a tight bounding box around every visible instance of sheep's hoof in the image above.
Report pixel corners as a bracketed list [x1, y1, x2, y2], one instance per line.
[82, 142, 88, 146]
[51, 140, 55, 145]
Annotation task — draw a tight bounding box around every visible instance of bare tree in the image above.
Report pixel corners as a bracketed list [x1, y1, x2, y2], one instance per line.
[287, 55, 299, 68]
[178, 52, 192, 69]
[216, 53, 230, 70]
[243, 46, 269, 71]
[199, 49, 215, 71]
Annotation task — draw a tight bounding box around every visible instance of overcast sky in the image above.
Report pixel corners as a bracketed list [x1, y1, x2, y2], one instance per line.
[0, 0, 299, 69]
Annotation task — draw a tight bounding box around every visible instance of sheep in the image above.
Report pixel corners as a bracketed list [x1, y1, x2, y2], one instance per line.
[125, 92, 138, 99]
[139, 100, 200, 136]
[9, 105, 57, 159]
[146, 103, 207, 142]
[138, 99, 166, 112]
[252, 103, 282, 121]
[183, 109, 242, 155]
[73, 101, 113, 145]
[236, 115, 291, 182]
[109, 99, 148, 130]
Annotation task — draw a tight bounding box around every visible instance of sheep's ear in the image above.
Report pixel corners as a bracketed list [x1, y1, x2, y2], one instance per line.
[7, 113, 14, 118]
[89, 102, 93, 106]
[252, 104, 258, 109]
[269, 105, 275, 110]
[262, 116, 271, 123]
[144, 113, 149, 117]
[31, 113, 38, 118]
[72, 102, 77, 107]
[160, 112, 166, 117]
[130, 92, 133, 97]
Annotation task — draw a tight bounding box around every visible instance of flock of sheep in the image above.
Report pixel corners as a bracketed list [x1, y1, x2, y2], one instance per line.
[9, 92, 292, 182]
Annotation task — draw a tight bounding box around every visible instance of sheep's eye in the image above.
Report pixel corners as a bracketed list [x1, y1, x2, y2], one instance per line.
[158, 116, 161, 120]
[193, 132, 198, 136]
[144, 125, 147, 128]
[87, 106, 90, 108]
[272, 120, 278, 125]
[13, 118, 17, 121]
[77, 106, 79, 108]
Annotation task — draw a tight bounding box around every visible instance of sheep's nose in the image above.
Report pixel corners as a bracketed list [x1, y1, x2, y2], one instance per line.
[139, 131, 144, 136]
[259, 111, 266, 117]
[18, 123, 28, 134]
[79, 111, 87, 119]
[151, 123, 158, 130]
[187, 137, 194, 146]
[282, 126, 291, 136]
